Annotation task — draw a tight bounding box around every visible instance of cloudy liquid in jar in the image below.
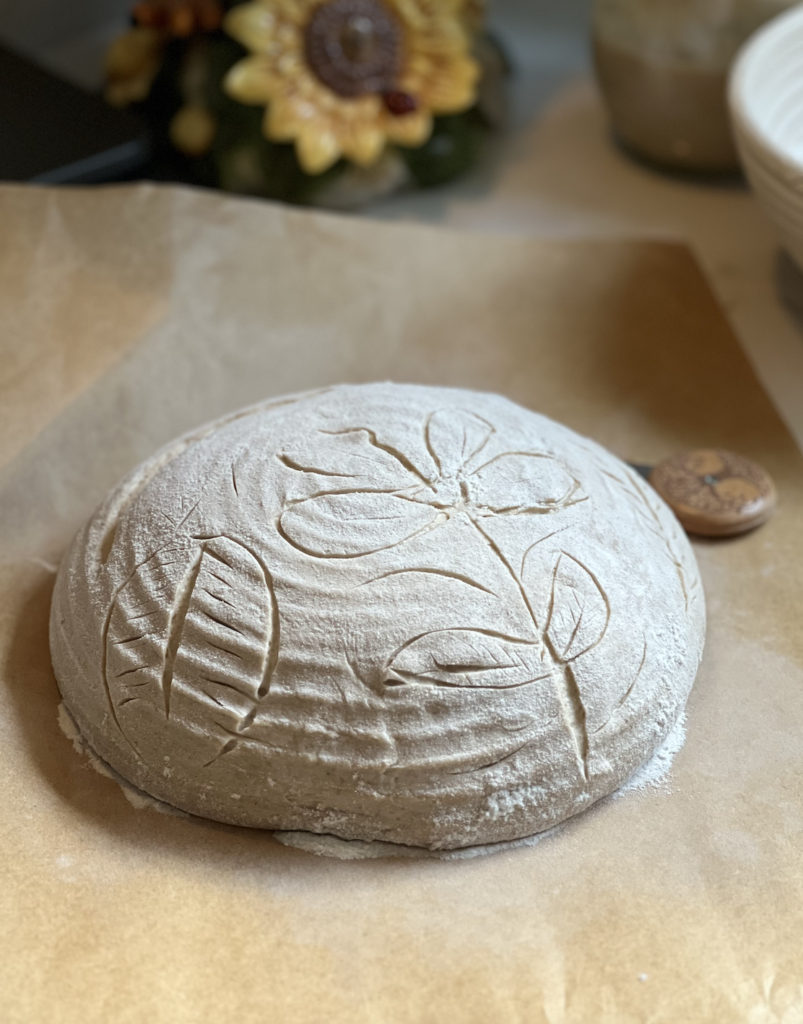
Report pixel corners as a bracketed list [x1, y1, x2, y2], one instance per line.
[593, 0, 796, 173]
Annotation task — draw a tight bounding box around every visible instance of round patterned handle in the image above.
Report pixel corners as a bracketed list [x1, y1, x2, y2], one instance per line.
[648, 449, 777, 538]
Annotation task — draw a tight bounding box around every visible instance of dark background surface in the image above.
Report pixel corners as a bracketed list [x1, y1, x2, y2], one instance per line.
[0, 41, 148, 182]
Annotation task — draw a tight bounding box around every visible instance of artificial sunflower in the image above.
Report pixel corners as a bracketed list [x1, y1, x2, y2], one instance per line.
[223, 0, 481, 174]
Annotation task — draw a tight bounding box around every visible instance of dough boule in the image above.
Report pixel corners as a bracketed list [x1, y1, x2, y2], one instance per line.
[50, 384, 705, 850]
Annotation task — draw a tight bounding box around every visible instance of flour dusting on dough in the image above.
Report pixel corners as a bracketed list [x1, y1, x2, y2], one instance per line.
[57, 701, 686, 859]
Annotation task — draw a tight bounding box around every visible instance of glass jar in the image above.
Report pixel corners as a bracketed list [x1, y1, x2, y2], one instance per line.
[593, 0, 796, 172]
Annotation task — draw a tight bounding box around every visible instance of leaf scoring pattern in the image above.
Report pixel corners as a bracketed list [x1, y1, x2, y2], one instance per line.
[106, 537, 277, 731]
[170, 537, 276, 709]
[546, 554, 610, 664]
[280, 492, 441, 558]
[386, 629, 552, 690]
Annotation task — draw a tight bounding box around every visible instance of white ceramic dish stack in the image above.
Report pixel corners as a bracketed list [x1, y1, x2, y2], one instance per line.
[730, 3, 803, 271]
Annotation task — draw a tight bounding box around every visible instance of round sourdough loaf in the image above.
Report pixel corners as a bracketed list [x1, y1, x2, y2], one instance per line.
[50, 384, 705, 850]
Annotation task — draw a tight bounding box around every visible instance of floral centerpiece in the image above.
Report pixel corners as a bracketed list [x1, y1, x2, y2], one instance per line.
[105, 0, 507, 207]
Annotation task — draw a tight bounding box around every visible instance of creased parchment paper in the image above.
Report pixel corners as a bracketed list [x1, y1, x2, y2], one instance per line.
[1, 183, 802, 1023]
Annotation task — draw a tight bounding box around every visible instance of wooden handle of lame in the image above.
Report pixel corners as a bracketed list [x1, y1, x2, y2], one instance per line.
[648, 449, 777, 538]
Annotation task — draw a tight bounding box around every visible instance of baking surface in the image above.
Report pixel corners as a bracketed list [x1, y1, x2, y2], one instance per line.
[1, 183, 802, 1022]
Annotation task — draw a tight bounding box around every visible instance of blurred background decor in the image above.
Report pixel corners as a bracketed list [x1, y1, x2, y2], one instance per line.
[593, 0, 799, 175]
[730, 5, 803, 274]
[4, 0, 803, 449]
[103, 0, 509, 207]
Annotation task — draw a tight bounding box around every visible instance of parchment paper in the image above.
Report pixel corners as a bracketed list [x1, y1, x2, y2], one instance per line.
[1, 182, 802, 1023]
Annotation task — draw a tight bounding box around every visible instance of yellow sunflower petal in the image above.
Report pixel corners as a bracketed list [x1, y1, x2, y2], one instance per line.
[390, 0, 467, 31]
[416, 56, 480, 113]
[343, 126, 385, 167]
[224, 56, 281, 104]
[460, 0, 485, 35]
[266, 95, 309, 141]
[416, 30, 469, 56]
[333, 93, 382, 121]
[296, 127, 341, 174]
[276, 0, 316, 26]
[223, 1, 277, 51]
[105, 27, 163, 80]
[384, 109, 433, 147]
[388, 0, 428, 31]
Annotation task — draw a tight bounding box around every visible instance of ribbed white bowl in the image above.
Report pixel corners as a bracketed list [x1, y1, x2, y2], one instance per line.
[730, 4, 803, 270]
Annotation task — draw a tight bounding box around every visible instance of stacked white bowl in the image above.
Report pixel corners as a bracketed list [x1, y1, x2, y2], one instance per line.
[730, 3, 803, 271]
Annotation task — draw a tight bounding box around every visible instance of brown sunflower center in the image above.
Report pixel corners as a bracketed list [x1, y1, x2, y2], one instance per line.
[305, 0, 403, 98]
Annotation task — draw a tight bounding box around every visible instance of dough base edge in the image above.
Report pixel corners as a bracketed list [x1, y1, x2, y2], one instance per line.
[57, 703, 685, 861]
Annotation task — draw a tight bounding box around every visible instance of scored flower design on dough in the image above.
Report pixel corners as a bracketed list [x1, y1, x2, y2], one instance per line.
[278, 409, 586, 558]
[58, 382, 706, 847]
[276, 408, 610, 780]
